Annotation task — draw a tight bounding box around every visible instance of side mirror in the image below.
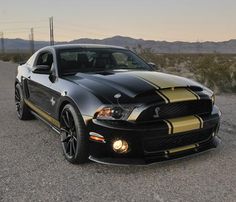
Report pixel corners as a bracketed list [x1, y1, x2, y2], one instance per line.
[148, 62, 157, 69]
[32, 65, 51, 74]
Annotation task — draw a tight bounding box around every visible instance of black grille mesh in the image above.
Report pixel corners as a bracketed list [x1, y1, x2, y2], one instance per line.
[137, 100, 212, 121]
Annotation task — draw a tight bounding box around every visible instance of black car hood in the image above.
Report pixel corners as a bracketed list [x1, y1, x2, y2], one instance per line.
[65, 70, 204, 102]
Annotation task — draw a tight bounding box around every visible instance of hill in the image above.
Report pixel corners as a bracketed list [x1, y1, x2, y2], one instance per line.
[2, 36, 236, 54]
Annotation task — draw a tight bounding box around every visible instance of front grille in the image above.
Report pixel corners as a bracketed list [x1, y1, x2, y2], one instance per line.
[137, 99, 212, 121]
[143, 129, 212, 153]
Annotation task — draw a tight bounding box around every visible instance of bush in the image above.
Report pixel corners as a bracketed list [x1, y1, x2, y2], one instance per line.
[135, 47, 236, 93]
[0, 53, 30, 63]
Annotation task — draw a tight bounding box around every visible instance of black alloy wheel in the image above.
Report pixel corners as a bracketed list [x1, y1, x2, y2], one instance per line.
[60, 104, 89, 164]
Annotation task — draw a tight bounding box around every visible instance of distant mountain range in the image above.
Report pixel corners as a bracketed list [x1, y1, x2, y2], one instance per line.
[3, 36, 236, 54]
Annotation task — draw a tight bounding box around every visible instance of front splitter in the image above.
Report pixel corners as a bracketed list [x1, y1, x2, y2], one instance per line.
[89, 136, 221, 166]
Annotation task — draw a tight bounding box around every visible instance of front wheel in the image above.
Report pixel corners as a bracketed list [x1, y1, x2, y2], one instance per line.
[60, 104, 89, 164]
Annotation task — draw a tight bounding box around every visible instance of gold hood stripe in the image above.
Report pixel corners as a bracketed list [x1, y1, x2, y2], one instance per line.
[159, 88, 199, 103]
[130, 72, 172, 89]
[129, 72, 200, 103]
[134, 75, 160, 89]
[156, 91, 169, 104]
[166, 115, 202, 134]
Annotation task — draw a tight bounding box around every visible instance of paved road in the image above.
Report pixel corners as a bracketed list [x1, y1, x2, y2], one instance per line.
[0, 61, 235, 202]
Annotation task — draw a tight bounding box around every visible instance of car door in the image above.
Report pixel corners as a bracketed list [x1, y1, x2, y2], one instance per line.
[27, 51, 61, 118]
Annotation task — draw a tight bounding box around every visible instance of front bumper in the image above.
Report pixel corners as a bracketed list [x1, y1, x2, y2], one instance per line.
[86, 106, 221, 165]
[89, 136, 221, 165]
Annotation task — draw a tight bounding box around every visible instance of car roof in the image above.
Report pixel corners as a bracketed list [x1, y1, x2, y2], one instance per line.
[47, 44, 126, 50]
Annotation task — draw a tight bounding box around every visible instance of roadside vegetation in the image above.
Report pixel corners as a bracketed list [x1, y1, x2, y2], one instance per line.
[135, 47, 236, 93]
[0, 53, 31, 64]
[1, 50, 236, 93]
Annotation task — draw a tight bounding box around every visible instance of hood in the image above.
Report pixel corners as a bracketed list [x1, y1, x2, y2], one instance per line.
[65, 70, 205, 102]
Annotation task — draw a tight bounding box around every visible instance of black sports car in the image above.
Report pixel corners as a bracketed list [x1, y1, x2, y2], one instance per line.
[15, 44, 221, 165]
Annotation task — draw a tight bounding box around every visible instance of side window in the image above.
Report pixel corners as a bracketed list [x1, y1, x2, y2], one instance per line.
[36, 52, 53, 67]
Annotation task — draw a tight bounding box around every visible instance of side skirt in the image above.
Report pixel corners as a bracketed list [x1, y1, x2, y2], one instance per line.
[31, 111, 61, 135]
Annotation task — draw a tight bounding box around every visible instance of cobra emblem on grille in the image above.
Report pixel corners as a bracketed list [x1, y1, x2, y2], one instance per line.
[153, 107, 160, 118]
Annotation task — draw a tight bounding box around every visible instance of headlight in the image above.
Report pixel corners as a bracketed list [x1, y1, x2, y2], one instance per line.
[96, 105, 134, 120]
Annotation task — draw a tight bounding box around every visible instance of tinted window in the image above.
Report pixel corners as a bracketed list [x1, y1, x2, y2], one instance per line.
[57, 48, 151, 75]
[36, 52, 53, 67]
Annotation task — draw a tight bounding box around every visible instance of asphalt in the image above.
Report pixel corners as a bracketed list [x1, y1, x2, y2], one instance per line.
[0, 61, 235, 202]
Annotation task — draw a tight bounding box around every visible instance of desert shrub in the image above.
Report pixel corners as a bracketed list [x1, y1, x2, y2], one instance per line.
[136, 47, 236, 93]
[194, 55, 236, 93]
[0, 53, 30, 63]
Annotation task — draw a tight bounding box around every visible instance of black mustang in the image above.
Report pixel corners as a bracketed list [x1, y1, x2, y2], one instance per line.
[15, 44, 221, 165]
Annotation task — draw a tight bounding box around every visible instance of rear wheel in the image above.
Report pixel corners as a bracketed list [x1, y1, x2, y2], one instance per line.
[60, 104, 89, 164]
[15, 83, 33, 120]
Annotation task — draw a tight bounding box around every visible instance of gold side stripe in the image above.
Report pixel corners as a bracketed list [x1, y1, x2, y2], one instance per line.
[159, 88, 198, 103]
[25, 100, 60, 128]
[167, 115, 201, 134]
[168, 144, 199, 154]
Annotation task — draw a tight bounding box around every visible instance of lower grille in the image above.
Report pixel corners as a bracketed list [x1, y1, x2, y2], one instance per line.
[143, 129, 212, 153]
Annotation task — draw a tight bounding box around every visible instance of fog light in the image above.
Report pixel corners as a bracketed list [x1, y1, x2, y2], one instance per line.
[112, 139, 129, 154]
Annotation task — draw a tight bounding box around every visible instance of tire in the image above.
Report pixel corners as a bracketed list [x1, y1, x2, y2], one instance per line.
[15, 83, 34, 120]
[60, 104, 89, 164]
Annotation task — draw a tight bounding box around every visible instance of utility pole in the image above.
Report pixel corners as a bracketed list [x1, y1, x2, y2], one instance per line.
[49, 17, 54, 45]
[0, 32, 5, 53]
[29, 28, 34, 54]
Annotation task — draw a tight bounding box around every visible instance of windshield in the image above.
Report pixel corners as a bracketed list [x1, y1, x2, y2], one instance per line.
[57, 48, 151, 75]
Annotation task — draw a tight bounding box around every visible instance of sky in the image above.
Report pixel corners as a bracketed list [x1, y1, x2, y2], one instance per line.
[0, 0, 235, 42]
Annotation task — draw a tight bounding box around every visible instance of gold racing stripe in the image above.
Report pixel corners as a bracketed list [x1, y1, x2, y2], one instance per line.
[129, 72, 171, 89]
[187, 88, 200, 100]
[195, 115, 204, 128]
[133, 75, 160, 89]
[168, 144, 199, 154]
[25, 100, 60, 128]
[129, 72, 200, 103]
[163, 120, 172, 134]
[166, 115, 202, 134]
[159, 88, 198, 103]
[156, 91, 169, 104]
